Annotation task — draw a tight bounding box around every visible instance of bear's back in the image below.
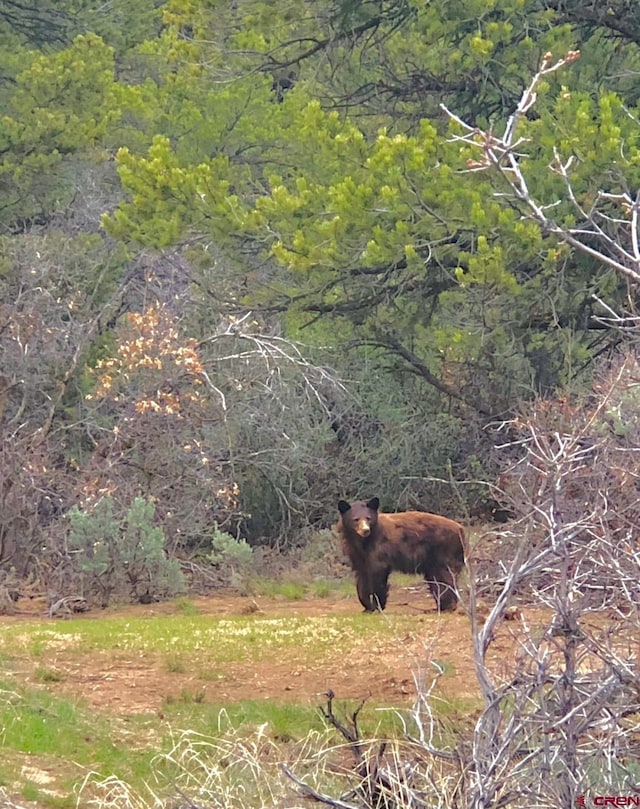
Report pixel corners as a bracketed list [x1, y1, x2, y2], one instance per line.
[378, 510, 463, 537]
[377, 511, 465, 565]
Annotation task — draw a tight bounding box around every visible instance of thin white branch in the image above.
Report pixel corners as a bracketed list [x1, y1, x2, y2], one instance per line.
[441, 49, 640, 285]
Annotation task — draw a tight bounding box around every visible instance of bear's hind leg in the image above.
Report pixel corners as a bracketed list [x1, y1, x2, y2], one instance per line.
[426, 567, 458, 612]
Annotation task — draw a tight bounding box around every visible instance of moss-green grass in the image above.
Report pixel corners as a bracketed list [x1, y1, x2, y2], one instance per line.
[0, 681, 158, 807]
[249, 575, 354, 600]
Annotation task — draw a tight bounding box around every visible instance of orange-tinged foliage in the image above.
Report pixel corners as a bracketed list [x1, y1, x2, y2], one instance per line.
[90, 302, 204, 416]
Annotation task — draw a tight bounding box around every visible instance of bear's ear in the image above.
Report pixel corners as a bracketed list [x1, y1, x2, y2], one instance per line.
[366, 497, 380, 511]
[338, 500, 351, 514]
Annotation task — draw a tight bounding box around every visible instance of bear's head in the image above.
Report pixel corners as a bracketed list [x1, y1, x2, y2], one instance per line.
[337, 497, 380, 538]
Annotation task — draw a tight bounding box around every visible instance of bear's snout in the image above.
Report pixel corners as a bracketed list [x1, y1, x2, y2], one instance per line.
[355, 519, 372, 537]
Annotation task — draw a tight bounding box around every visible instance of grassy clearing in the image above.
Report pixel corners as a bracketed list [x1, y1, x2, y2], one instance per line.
[0, 581, 473, 808]
[0, 609, 430, 666]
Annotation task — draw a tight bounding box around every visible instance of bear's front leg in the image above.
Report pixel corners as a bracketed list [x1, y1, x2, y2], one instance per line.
[356, 570, 386, 612]
[355, 571, 376, 611]
[356, 568, 390, 611]
[370, 571, 390, 611]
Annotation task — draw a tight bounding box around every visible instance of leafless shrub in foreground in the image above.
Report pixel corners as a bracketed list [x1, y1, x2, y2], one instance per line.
[460, 355, 640, 808]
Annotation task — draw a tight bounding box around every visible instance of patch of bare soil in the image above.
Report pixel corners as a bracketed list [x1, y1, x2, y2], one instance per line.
[1, 585, 529, 716]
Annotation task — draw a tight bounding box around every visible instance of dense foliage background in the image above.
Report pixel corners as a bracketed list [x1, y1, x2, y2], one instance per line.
[2, 0, 640, 601]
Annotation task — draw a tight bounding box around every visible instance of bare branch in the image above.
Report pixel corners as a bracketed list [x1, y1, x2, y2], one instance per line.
[279, 763, 360, 809]
[441, 50, 640, 288]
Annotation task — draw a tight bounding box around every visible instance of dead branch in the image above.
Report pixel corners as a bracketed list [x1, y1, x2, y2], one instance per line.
[442, 50, 640, 289]
[279, 764, 360, 809]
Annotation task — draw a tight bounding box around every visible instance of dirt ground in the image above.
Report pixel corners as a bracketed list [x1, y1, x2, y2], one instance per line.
[0, 584, 523, 716]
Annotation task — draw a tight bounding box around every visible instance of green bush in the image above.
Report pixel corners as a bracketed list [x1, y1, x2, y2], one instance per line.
[67, 496, 185, 605]
[208, 523, 253, 588]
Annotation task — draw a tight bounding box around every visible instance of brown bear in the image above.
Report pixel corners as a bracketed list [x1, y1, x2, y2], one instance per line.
[336, 497, 465, 612]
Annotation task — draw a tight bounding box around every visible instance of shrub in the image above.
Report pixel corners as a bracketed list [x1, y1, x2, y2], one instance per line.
[67, 496, 185, 606]
[207, 523, 253, 589]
